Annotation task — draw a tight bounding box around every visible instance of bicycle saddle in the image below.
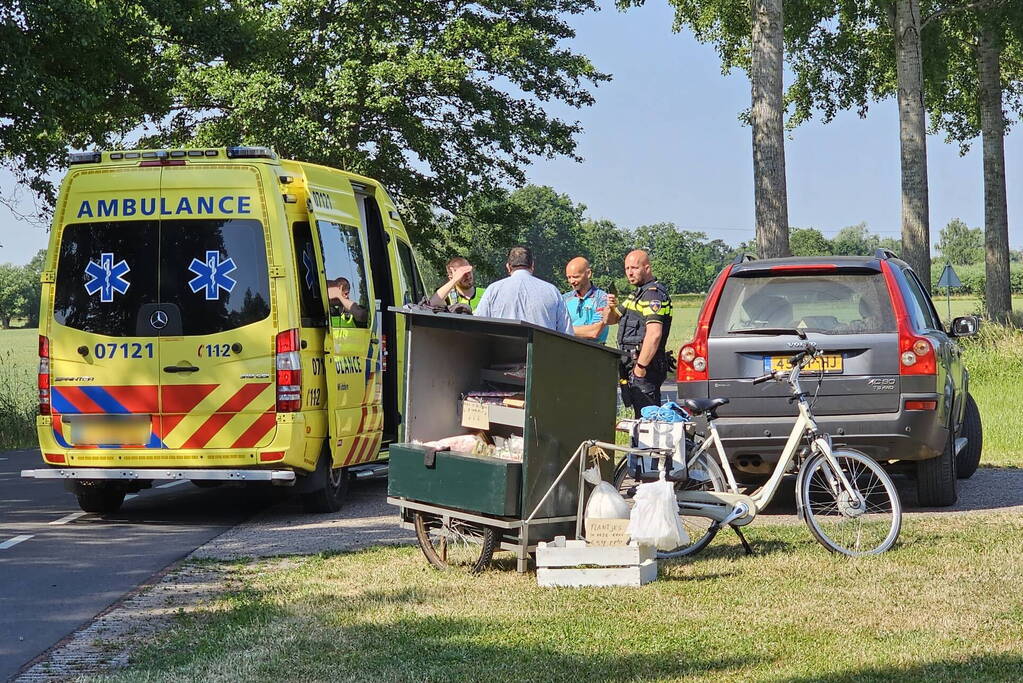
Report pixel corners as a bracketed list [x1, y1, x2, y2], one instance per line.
[683, 397, 730, 418]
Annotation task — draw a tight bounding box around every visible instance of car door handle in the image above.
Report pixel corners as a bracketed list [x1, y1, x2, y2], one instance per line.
[164, 365, 200, 373]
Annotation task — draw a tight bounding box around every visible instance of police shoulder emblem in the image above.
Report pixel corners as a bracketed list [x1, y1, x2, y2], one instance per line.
[649, 299, 662, 312]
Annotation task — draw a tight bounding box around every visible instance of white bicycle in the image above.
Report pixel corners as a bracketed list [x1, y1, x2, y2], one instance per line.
[614, 338, 903, 558]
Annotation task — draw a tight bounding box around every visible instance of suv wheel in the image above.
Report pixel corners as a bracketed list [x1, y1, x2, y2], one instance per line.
[916, 433, 958, 507]
[956, 393, 983, 480]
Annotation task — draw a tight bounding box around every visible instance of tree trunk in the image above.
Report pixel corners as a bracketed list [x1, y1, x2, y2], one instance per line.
[894, 0, 931, 289]
[751, 0, 790, 259]
[977, 26, 1011, 323]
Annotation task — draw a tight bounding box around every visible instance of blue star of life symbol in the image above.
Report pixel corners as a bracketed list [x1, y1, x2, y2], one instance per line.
[301, 244, 316, 291]
[188, 250, 237, 300]
[84, 253, 131, 303]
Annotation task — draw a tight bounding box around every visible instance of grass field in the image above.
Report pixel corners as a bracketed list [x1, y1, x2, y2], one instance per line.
[0, 327, 38, 449]
[102, 515, 1023, 682]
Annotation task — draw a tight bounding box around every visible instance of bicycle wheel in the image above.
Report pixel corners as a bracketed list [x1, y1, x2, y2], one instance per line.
[612, 447, 727, 559]
[799, 448, 902, 556]
[413, 511, 499, 573]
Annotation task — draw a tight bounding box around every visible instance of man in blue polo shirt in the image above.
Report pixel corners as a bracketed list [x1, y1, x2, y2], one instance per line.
[563, 257, 611, 343]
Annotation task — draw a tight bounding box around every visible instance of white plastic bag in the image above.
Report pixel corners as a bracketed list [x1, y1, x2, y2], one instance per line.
[626, 479, 690, 550]
[582, 467, 630, 520]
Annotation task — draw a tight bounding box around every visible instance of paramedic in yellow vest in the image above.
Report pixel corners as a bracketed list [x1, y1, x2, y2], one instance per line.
[430, 256, 485, 311]
[327, 277, 368, 328]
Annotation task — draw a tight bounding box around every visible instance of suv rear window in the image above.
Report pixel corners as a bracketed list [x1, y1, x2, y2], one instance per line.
[710, 274, 896, 335]
[54, 218, 270, 337]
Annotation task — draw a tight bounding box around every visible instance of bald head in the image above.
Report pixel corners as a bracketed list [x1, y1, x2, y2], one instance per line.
[624, 249, 653, 286]
[565, 257, 592, 294]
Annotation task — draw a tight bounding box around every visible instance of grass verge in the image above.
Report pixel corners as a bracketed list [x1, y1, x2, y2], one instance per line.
[102, 515, 1023, 682]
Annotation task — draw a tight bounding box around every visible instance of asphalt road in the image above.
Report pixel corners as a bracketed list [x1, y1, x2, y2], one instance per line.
[0, 449, 276, 681]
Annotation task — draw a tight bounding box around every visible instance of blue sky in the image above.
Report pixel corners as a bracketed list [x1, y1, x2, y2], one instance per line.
[0, 0, 1019, 265]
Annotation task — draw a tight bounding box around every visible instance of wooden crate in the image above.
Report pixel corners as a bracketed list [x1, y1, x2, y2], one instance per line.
[535, 537, 657, 587]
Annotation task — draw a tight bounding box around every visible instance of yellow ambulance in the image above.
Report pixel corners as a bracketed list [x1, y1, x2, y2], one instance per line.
[22, 147, 429, 514]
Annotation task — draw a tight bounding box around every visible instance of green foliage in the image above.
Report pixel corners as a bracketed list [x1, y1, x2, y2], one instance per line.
[0, 263, 29, 328]
[632, 223, 731, 294]
[0, 1, 253, 203]
[788, 227, 832, 256]
[928, 261, 1023, 296]
[936, 218, 984, 265]
[148, 0, 608, 250]
[923, 1, 1023, 152]
[829, 222, 900, 256]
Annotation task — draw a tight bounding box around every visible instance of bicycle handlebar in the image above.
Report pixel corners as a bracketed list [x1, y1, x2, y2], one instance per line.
[752, 372, 775, 385]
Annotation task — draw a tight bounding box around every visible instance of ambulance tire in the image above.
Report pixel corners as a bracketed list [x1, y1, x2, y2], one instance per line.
[74, 483, 126, 514]
[301, 448, 349, 513]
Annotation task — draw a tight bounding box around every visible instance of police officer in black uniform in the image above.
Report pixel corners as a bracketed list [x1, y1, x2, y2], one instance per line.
[607, 249, 673, 417]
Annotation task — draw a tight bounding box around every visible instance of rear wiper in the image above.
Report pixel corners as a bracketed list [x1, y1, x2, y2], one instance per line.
[728, 327, 807, 339]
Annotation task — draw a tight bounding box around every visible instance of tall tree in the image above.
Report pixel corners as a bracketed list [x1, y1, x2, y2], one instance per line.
[752, 0, 791, 258]
[618, 0, 791, 258]
[151, 0, 608, 248]
[781, 1, 1021, 290]
[895, 0, 932, 288]
[924, 0, 1023, 322]
[0, 1, 253, 205]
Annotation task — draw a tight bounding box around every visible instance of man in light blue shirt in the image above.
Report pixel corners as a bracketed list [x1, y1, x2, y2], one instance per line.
[563, 256, 611, 343]
[474, 246, 573, 334]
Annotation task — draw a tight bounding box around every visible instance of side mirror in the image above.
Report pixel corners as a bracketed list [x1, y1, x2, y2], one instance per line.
[950, 315, 979, 337]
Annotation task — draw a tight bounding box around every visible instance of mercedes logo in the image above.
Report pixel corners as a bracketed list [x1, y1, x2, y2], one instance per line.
[150, 310, 169, 329]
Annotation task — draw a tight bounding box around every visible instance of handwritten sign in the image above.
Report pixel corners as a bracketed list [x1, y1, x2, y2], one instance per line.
[585, 518, 631, 547]
[462, 400, 490, 430]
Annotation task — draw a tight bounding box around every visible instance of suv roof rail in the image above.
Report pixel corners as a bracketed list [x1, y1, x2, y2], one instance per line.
[731, 252, 756, 265]
[875, 248, 898, 260]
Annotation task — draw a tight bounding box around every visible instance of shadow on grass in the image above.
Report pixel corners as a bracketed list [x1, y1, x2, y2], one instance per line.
[126, 582, 760, 681]
[786, 654, 1023, 682]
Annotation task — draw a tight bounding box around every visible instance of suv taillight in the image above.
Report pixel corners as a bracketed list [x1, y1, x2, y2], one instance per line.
[880, 262, 936, 376]
[275, 329, 302, 412]
[678, 265, 732, 383]
[38, 335, 50, 415]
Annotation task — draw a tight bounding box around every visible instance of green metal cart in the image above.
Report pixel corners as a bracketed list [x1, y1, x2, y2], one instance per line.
[386, 310, 620, 572]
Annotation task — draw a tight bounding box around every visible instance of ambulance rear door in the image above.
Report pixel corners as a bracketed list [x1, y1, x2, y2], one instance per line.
[152, 165, 277, 453]
[49, 167, 164, 452]
[305, 174, 383, 468]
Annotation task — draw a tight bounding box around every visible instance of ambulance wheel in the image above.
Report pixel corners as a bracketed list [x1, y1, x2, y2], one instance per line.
[74, 483, 125, 514]
[301, 449, 349, 513]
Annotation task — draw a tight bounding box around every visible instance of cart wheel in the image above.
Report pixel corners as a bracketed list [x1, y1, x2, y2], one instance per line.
[413, 512, 499, 573]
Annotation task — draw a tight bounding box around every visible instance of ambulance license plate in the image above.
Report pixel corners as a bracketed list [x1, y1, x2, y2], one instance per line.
[763, 354, 843, 374]
[70, 417, 151, 446]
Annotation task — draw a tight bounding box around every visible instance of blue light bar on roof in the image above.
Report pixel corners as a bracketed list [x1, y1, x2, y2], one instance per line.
[226, 146, 277, 160]
[69, 152, 101, 165]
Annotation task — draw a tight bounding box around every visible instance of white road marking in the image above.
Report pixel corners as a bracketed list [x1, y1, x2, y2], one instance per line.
[0, 535, 34, 550]
[125, 494, 138, 500]
[49, 512, 87, 526]
[156, 480, 188, 489]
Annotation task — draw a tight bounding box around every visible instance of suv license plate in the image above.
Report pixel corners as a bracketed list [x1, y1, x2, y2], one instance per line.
[764, 354, 843, 374]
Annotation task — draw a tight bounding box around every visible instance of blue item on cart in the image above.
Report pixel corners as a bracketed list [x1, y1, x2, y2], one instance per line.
[640, 401, 690, 423]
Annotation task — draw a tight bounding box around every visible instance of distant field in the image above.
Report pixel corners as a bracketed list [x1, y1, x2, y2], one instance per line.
[0, 328, 38, 449]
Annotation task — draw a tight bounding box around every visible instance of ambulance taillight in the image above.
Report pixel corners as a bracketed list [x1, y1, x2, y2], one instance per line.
[275, 329, 302, 412]
[381, 334, 388, 373]
[38, 335, 50, 415]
